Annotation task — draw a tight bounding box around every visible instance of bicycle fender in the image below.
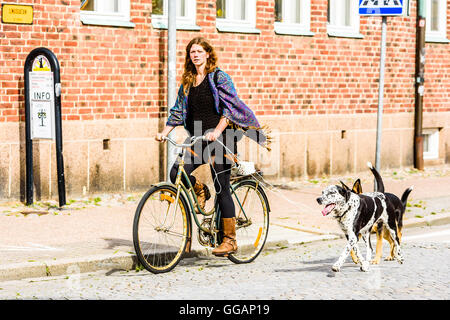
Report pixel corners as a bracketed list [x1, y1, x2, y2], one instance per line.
[150, 181, 177, 189]
[148, 182, 193, 237]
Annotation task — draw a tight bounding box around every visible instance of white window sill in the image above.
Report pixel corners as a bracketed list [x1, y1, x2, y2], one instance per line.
[423, 153, 439, 160]
[425, 35, 450, 43]
[327, 29, 364, 39]
[80, 15, 135, 28]
[151, 19, 201, 31]
[274, 23, 314, 36]
[216, 22, 260, 34]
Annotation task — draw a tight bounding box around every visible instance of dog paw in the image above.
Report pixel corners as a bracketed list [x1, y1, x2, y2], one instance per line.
[370, 259, 380, 265]
[384, 256, 394, 261]
[360, 261, 370, 272]
[397, 256, 404, 264]
[331, 264, 341, 272]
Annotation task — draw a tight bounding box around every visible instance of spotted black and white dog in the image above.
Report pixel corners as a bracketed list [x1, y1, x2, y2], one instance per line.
[316, 183, 404, 272]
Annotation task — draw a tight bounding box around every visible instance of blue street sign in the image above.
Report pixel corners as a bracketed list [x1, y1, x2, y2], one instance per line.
[359, 0, 406, 16]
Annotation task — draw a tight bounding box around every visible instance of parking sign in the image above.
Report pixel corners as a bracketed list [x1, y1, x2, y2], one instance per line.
[359, 0, 408, 16]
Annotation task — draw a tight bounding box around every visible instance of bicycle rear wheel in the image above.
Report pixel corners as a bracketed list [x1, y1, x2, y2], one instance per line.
[227, 179, 269, 264]
[133, 184, 190, 273]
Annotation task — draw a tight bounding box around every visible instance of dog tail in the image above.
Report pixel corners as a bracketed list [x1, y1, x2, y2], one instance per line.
[367, 162, 385, 193]
[401, 186, 414, 209]
[398, 186, 413, 229]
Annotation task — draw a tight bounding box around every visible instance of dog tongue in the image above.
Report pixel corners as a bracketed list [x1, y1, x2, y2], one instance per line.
[322, 204, 336, 216]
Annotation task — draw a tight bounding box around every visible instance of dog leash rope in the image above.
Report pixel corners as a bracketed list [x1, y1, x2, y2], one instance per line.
[213, 139, 316, 212]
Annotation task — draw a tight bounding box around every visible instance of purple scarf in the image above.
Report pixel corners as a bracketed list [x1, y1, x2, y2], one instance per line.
[167, 68, 270, 150]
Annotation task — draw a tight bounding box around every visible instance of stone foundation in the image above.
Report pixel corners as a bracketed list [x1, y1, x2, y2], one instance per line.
[0, 112, 448, 200]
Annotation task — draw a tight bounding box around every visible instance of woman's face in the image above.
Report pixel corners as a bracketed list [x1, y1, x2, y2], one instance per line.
[189, 44, 209, 69]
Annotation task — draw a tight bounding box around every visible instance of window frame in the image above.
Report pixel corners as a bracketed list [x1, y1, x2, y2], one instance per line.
[80, 0, 135, 28]
[425, 0, 449, 43]
[274, 0, 314, 36]
[151, 0, 200, 31]
[216, 0, 260, 34]
[423, 128, 440, 160]
[327, 0, 363, 39]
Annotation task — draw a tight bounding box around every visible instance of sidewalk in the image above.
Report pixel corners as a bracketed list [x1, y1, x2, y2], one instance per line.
[0, 164, 449, 282]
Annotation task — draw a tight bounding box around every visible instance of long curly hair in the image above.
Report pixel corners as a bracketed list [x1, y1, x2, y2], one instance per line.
[181, 37, 218, 95]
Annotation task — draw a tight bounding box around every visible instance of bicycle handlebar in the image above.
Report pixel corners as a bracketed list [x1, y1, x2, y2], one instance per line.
[163, 135, 207, 148]
[163, 135, 240, 165]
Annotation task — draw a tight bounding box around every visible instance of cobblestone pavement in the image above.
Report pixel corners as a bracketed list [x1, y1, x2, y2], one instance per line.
[0, 235, 448, 300]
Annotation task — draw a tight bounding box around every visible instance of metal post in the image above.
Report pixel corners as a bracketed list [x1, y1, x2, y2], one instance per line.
[166, 0, 177, 181]
[52, 59, 66, 207]
[374, 16, 387, 190]
[414, 0, 426, 171]
[24, 66, 33, 205]
[24, 47, 66, 207]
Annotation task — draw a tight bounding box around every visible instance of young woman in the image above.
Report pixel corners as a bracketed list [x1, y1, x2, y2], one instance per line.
[155, 37, 269, 257]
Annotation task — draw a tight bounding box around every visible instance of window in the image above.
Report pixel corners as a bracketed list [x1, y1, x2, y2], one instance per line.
[216, 0, 260, 34]
[151, 0, 200, 30]
[327, 0, 362, 38]
[426, 0, 449, 43]
[80, 0, 134, 28]
[423, 128, 440, 160]
[274, 0, 313, 36]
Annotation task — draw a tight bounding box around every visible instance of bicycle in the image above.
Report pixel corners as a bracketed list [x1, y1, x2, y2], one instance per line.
[133, 135, 270, 273]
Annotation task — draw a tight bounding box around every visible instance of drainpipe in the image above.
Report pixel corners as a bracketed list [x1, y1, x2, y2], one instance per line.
[414, 0, 426, 170]
[166, 0, 177, 181]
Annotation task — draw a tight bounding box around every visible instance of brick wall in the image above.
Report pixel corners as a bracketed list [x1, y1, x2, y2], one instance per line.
[0, 1, 448, 122]
[0, 0, 449, 200]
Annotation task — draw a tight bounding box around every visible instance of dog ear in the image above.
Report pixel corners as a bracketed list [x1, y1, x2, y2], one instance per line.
[352, 179, 362, 194]
[345, 189, 351, 202]
[340, 180, 350, 191]
[337, 185, 351, 202]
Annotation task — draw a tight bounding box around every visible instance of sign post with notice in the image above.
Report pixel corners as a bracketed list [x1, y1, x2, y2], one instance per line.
[359, 0, 410, 190]
[24, 48, 66, 207]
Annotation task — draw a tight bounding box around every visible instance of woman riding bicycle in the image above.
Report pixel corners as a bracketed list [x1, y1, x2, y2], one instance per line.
[155, 37, 270, 257]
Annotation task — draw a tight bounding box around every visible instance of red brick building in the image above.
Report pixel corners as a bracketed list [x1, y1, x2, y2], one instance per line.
[0, 0, 449, 200]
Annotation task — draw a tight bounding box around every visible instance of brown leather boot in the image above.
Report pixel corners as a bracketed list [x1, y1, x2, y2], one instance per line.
[193, 181, 211, 213]
[212, 217, 238, 257]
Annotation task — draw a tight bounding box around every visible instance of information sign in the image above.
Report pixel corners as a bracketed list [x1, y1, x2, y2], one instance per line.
[29, 71, 55, 140]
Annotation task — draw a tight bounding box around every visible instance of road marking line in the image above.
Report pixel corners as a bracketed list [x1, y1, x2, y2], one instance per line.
[0, 243, 63, 252]
[403, 229, 450, 241]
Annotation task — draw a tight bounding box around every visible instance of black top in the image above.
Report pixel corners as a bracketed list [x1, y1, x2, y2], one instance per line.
[186, 76, 237, 155]
[186, 76, 220, 136]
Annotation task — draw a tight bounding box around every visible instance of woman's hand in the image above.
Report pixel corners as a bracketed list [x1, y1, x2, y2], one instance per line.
[205, 129, 221, 141]
[155, 133, 166, 142]
[155, 125, 175, 142]
[205, 117, 229, 141]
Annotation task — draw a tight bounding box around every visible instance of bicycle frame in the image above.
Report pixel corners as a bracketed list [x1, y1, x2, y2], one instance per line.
[165, 136, 252, 236]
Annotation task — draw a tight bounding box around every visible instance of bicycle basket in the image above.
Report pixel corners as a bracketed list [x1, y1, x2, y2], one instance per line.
[232, 161, 256, 176]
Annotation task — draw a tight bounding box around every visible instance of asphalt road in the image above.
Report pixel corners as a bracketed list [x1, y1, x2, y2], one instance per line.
[0, 225, 448, 301]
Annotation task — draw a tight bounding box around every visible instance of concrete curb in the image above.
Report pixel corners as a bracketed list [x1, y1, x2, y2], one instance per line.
[402, 212, 450, 229]
[0, 235, 337, 282]
[0, 253, 138, 282]
[0, 213, 448, 282]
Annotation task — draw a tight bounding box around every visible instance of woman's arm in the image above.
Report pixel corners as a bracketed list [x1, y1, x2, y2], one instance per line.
[155, 125, 175, 142]
[166, 85, 186, 127]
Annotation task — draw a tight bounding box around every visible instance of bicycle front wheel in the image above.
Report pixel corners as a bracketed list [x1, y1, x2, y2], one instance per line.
[133, 184, 190, 274]
[227, 179, 269, 264]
